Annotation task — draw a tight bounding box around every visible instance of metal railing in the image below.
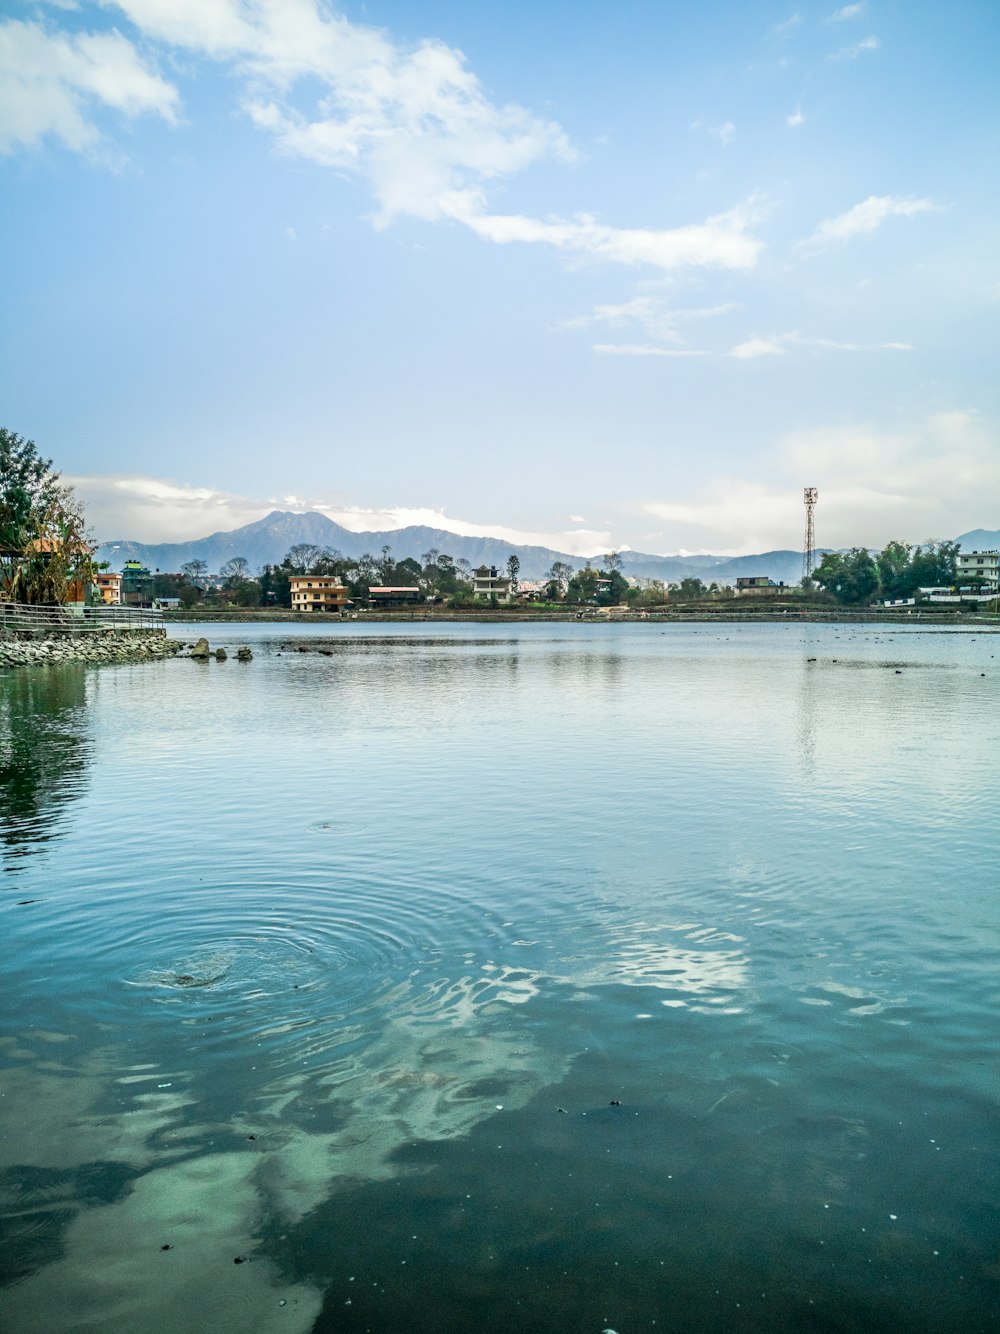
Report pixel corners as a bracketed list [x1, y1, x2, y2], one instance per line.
[0, 601, 164, 636]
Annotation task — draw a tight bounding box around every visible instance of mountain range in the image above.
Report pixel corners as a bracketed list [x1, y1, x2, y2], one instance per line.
[95, 511, 999, 586]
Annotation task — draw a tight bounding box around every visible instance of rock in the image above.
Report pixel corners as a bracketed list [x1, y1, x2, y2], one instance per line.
[215, 647, 228, 661]
[236, 645, 253, 661]
[190, 637, 211, 659]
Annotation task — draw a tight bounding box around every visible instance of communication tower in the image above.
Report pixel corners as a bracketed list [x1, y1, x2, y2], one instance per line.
[802, 487, 818, 583]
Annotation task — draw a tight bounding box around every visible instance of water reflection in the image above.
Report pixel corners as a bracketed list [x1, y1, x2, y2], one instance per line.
[0, 667, 91, 868]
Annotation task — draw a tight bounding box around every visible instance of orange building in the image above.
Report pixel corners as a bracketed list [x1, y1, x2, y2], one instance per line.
[289, 575, 349, 612]
[95, 572, 123, 605]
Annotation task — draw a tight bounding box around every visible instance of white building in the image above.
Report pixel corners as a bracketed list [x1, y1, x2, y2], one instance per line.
[472, 566, 513, 601]
[957, 550, 998, 590]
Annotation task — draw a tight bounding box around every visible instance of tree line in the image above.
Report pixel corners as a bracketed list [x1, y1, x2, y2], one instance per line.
[810, 540, 961, 605]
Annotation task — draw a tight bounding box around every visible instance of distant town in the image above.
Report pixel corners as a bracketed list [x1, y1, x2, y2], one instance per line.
[2, 430, 997, 616]
[93, 541, 999, 615]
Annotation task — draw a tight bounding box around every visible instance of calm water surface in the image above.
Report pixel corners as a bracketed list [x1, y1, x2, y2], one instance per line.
[0, 622, 997, 1332]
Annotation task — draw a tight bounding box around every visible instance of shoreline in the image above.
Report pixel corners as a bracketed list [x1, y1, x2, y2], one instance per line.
[164, 608, 1000, 628]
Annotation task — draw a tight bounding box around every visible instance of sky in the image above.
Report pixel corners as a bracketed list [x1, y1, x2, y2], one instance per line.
[1, 0, 998, 557]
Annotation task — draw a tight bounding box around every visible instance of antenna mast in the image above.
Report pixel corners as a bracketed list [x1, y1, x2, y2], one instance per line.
[802, 487, 818, 583]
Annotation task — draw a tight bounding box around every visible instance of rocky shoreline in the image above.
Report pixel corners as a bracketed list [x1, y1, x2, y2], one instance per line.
[0, 629, 184, 670]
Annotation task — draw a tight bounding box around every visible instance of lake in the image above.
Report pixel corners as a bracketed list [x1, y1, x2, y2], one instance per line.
[1, 621, 997, 1333]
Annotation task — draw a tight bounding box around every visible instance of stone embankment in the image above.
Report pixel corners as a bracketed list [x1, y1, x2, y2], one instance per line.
[0, 630, 184, 670]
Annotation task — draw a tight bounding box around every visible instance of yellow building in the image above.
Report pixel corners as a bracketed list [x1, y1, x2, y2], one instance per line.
[289, 575, 349, 612]
[95, 572, 123, 605]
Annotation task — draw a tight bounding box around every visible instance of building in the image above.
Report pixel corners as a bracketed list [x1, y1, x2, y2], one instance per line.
[472, 566, 513, 601]
[121, 560, 153, 606]
[736, 576, 781, 594]
[957, 550, 998, 590]
[95, 572, 122, 605]
[289, 575, 349, 613]
[367, 586, 422, 607]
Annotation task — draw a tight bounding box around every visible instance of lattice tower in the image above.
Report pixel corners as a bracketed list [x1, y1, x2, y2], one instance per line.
[803, 487, 818, 583]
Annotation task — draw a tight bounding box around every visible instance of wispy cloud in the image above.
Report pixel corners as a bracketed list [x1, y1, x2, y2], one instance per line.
[730, 331, 912, 358]
[828, 3, 865, 21]
[560, 295, 738, 342]
[593, 344, 709, 358]
[462, 204, 762, 273]
[772, 14, 803, 38]
[0, 17, 178, 154]
[8, 2, 762, 275]
[800, 194, 938, 251]
[830, 34, 880, 60]
[787, 106, 804, 127]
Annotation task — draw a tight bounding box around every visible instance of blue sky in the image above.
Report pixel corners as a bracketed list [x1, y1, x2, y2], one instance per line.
[1, 0, 997, 556]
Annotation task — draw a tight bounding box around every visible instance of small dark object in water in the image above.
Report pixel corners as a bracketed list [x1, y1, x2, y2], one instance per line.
[556, 1107, 567, 1114]
[247, 1135, 257, 1141]
[161, 1244, 172, 1251]
[17, 900, 37, 905]
[234, 1255, 247, 1265]
[609, 1099, 622, 1106]
[895, 670, 902, 674]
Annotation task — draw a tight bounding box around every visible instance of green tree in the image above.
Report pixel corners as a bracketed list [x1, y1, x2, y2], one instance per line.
[567, 567, 600, 603]
[675, 577, 708, 600]
[0, 428, 93, 604]
[814, 548, 879, 604]
[506, 554, 520, 594]
[604, 551, 624, 573]
[876, 540, 912, 600]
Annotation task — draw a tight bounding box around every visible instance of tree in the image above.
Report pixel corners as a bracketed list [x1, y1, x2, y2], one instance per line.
[506, 554, 520, 594]
[286, 543, 323, 574]
[876, 540, 912, 600]
[220, 556, 251, 588]
[0, 428, 93, 604]
[813, 548, 879, 604]
[675, 577, 708, 600]
[566, 567, 600, 603]
[181, 558, 208, 583]
[547, 560, 574, 584]
[604, 551, 624, 573]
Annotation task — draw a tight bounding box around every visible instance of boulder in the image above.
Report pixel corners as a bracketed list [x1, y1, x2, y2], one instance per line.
[190, 637, 211, 659]
[236, 645, 253, 661]
[215, 647, 228, 661]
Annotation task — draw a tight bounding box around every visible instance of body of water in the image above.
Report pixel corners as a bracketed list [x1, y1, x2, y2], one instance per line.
[1, 621, 997, 1332]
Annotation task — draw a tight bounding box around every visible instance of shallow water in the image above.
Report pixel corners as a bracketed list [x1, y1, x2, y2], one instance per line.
[1, 621, 998, 1332]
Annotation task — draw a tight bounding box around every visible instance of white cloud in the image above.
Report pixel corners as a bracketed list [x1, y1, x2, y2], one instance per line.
[640, 409, 999, 552]
[708, 120, 735, 146]
[830, 34, 880, 60]
[730, 336, 786, 359]
[81, 2, 761, 273]
[309, 504, 613, 556]
[828, 3, 865, 21]
[461, 202, 763, 272]
[70, 474, 614, 557]
[593, 343, 708, 357]
[0, 17, 178, 153]
[787, 106, 804, 127]
[730, 331, 912, 358]
[67, 474, 269, 542]
[800, 194, 938, 250]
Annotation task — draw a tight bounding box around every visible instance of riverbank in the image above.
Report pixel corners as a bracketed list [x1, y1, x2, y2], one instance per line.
[166, 607, 1000, 627]
[0, 629, 183, 670]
